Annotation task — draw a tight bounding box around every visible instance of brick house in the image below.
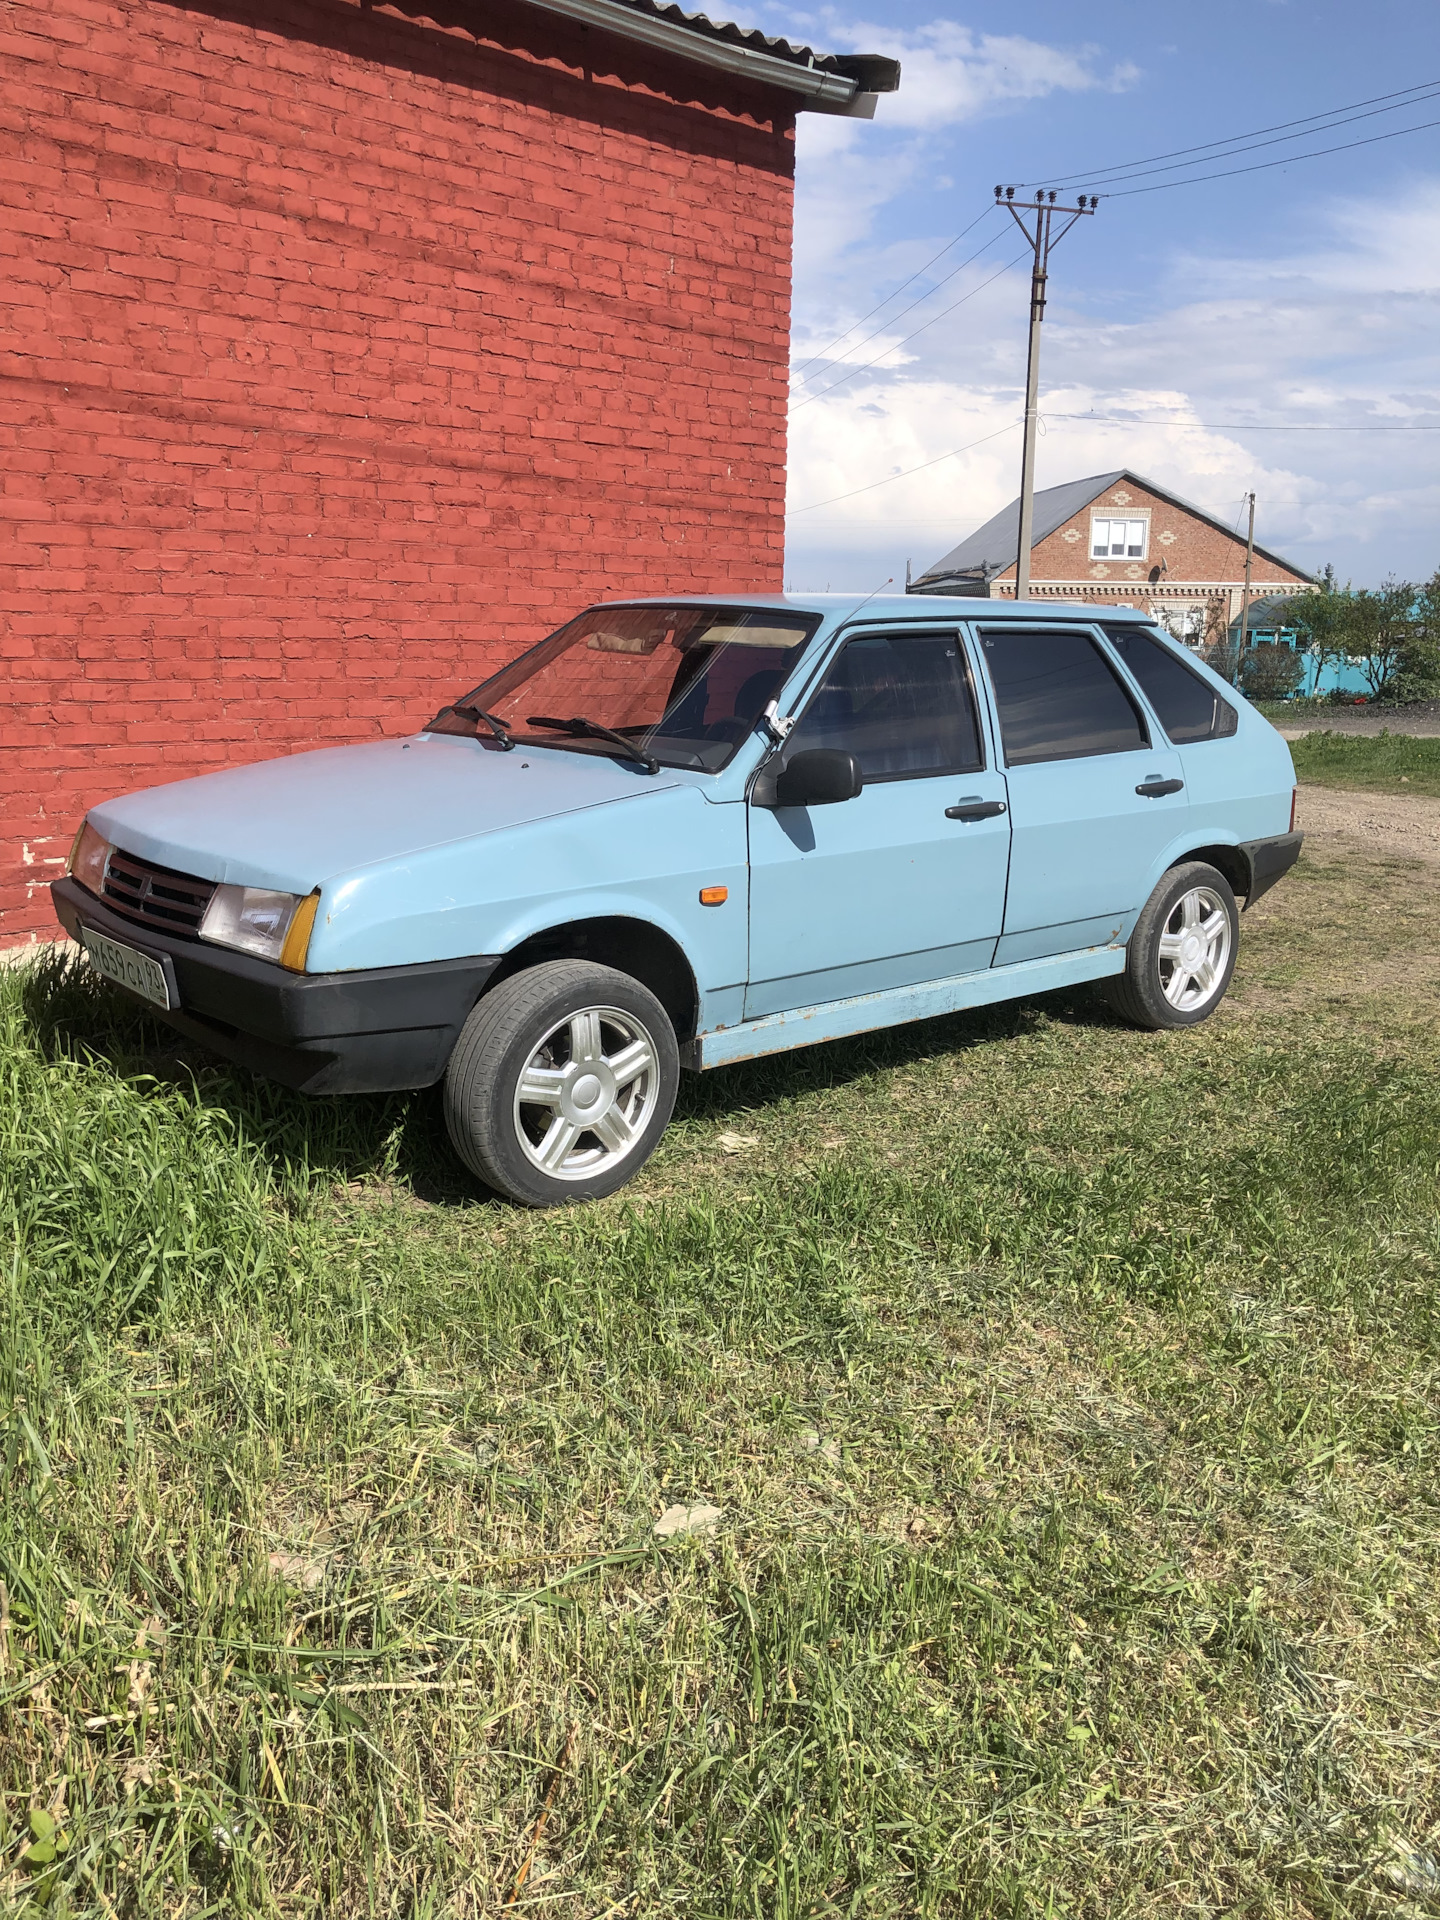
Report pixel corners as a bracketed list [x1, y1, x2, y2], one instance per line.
[0, 0, 896, 942]
[910, 469, 1316, 645]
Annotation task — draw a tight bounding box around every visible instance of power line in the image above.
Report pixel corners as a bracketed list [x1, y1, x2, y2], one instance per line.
[1043, 412, 1440, 431]
[791, 206, 996, 380]
[787, 420, 1020, 516]
[790, 226, 1008, 402]
[1099, 115, 1440, 197]
[1025, 77, 1440, 190]
[789, 251, 1030, 415]
[1069, 89, 1440, 191]
[786, 409, 1440, 521]
[793, 80, 1440, 348]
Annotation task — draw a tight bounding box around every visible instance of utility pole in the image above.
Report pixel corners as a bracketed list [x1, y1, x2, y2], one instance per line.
[996, 185, 1097, 601]
[1235, 492, 1256, 683]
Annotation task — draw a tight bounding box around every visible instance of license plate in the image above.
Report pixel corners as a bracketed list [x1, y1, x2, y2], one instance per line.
[81, 928, 172, 1010]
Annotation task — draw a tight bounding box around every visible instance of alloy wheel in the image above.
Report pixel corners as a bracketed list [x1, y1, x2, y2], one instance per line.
[512, 1005, 661, 1181]
[1157, 885, 1232, 1012]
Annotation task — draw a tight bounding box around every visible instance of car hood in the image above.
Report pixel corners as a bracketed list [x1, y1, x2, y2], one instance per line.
[89, 734, 686, 893]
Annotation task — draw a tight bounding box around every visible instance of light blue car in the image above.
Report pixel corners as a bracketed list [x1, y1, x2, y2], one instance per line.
[54, 596, 1301, 1205]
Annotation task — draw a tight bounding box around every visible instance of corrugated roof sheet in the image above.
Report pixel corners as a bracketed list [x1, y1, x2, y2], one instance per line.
[1230, 593, 1303, 632]
[915, 473, 1124, 584]
[589, 0, 899, 86]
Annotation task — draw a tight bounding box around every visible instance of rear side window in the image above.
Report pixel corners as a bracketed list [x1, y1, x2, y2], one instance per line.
[1103, 624, 1239, 743]
[980, 626, 1148, 766]
[786, 631, 984, 781]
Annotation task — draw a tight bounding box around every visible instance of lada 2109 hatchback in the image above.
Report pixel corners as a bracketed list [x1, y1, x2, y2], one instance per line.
[54, 596, 1302, 1206]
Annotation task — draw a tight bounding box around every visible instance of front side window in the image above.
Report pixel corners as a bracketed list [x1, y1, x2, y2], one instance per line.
[1090, 516, 1148, 561]
[1102, 624, 1239, 742]
[783, 631, 985, 781]
[981, 626, 1148, 766]
[430, 606, 819, 771]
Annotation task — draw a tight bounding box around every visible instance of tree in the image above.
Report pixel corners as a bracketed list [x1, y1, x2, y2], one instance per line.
[1402, 567, 1440, 698]
[1288, 578, 1354, 694]
[1344, 579, 1426, 701]
[1289, 573, 1439, 702]
[1240, 643, 1304, 700]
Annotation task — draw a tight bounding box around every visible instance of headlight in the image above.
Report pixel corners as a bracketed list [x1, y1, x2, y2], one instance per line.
[200, 884, 320, 970]
[68, 820, 113, 895]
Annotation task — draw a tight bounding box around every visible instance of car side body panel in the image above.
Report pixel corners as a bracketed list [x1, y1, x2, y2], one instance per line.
[312, 782, 749, 1020]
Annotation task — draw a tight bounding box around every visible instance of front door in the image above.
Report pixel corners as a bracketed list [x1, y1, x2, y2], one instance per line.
[745, 628, 1012, 1019]
[975, 622, 1190, 967]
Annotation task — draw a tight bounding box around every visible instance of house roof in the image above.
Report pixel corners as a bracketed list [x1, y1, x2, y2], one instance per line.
[1229, 592, 1303, 634]
[913, 468, 1317, 588]
[515, 0, 901, 108]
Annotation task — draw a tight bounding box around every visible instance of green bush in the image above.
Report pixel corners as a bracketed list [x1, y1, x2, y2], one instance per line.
[1240, 643, 1304, 700]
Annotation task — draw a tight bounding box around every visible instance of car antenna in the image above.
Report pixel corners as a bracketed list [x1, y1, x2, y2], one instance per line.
[846, 576, 894, 621]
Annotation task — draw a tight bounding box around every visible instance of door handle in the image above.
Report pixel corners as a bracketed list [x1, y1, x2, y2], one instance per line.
[945, 797, 1008, 821]
[1135, 777, 1184, 797]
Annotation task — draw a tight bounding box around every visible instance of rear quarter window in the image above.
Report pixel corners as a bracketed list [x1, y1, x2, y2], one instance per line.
[1103, 625, 1238, 743]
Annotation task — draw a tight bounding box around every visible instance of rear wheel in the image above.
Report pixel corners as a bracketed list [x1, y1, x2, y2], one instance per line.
[1105, 861, 1239, 1030]
[443, 960, 679, 1206]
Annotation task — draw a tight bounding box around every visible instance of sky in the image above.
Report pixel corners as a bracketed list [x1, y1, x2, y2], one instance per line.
[750, 0, 1440, 593]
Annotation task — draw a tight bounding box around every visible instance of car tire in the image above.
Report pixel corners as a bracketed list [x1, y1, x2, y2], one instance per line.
[1104, 861, 1240, 1031]
[443, 960, 679, 1207]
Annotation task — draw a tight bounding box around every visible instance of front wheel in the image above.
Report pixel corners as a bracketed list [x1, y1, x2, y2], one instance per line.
[443, 960, 679, 1206]
[1104, 861, 1239, 1030]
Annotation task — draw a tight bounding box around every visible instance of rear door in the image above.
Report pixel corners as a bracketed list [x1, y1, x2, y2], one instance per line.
[975, 622, 1190, 967]
[1099, 623, 1272, 841]
[745, 626, 1011, 1019]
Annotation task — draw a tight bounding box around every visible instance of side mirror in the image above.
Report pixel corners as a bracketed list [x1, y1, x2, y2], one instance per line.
[773, 748, 863, 807]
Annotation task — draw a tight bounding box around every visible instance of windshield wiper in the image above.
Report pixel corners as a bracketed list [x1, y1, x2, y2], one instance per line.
[452, 703, 514, 750]
[526, 715, 659, 775]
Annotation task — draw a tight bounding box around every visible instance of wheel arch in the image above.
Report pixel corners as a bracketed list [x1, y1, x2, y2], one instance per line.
[1169, 841, 1252, 904]
[483, 915, 700, 1043]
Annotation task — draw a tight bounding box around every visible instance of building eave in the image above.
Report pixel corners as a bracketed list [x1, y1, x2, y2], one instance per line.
[513, 0, 900, 110]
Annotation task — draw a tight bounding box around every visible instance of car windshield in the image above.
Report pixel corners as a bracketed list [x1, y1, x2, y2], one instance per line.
[432, 605, 820, 771]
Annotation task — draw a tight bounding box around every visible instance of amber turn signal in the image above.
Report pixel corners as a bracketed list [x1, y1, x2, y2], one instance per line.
[279, 890, 322, 971]
[698, 885, 728, 906]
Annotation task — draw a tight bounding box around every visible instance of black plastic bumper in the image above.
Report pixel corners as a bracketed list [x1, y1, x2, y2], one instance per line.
[52, 876, 500, 1094]
[1239, 831, 1303, 906]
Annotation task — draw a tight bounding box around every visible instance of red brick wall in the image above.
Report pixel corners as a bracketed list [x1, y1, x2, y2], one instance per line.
[0, 0, 795, 939]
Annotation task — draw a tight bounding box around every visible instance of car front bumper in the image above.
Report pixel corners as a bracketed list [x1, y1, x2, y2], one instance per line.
[52, 876, 500, 1094]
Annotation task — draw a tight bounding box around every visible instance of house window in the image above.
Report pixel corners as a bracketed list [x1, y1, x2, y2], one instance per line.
[1090, 516, 1148, 560]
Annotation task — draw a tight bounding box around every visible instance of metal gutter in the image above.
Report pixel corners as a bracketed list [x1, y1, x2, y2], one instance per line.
[514, 0, 870, 107]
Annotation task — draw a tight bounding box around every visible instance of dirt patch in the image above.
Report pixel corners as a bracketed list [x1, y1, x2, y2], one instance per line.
[1297, 785, 1440, 866]
[1274, 699, 1440, 740]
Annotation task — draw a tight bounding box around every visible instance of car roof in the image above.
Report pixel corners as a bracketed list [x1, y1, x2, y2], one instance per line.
[585, 593, 1156, 623]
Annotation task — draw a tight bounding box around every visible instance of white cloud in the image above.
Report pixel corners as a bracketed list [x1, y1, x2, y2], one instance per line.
[785, 178, 1440, 587]
[819, 17, 1140, 130]
[787, 12, 1137, 289]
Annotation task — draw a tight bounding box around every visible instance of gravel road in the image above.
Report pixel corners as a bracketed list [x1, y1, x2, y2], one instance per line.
[1274, 699, 1440, 740]
[1297, 785, 1440, 867]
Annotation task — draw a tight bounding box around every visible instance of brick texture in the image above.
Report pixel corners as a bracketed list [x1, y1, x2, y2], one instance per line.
[0, 0, 795, 938]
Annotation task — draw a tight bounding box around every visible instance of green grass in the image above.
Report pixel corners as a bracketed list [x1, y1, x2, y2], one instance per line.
[1287, 730, 1440, 797]
[3, 848, 1440, 1917]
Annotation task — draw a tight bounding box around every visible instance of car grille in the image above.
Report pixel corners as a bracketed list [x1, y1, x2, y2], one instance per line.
[101, 847, 217, 937]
